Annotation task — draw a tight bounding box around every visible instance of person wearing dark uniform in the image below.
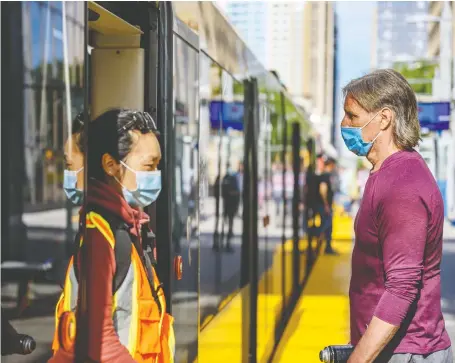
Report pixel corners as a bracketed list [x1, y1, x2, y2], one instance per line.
[318, 157, 336, 254]
[213, 174, 221, 249]
[221, 165, 240, 252]
[303, 165, 319, 261]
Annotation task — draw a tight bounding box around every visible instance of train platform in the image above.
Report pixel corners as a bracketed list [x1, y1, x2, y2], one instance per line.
[196, 206, 354, 363]
[272, 239, 352, 362]
[272, 218, 455, 363]
[3, 207, 455, 363]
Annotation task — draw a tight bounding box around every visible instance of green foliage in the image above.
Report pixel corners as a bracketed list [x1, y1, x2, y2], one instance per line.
[233, 81, 244, 96]
[393, 61, 437, 95]
[356, 158, 364, 170]
[263, 88, 309, 146]
[210, 63, 223, 97]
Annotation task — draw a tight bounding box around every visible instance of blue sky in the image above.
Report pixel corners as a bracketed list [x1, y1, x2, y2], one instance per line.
[335, 1, 375, 118]
[336, 2, 375, 87]
[334, 1, 375, 156]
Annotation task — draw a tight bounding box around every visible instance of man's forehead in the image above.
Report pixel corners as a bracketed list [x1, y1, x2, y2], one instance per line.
[344, 95, 361, 111]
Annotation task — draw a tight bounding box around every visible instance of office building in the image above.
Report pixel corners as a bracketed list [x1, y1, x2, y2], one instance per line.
[222, 1, 336, 150]
[221, 2, 268, 62]
[427, 1, 455, 58]
[300, 2, 335, 149]
[372, 1, 429, 69]
[221, 1, 304, 98]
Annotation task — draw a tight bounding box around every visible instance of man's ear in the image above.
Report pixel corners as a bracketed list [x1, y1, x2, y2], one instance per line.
[101, 153, 120, 177]
[380, 108, 393, 131]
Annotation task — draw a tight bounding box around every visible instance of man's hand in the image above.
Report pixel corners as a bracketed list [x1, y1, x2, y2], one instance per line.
[347, 316, 399, 363]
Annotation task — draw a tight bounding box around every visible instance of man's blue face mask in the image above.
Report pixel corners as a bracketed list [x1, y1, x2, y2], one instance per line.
[118, 161, 162, 208]
[63, 168, 84, 206]
[340, 111, 382, 156]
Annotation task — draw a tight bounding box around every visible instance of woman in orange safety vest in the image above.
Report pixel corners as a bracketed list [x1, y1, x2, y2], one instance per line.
[50, 109, 175, 363]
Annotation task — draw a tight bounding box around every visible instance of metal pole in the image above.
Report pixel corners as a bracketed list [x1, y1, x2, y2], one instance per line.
[305, 138, 315, 271]
[241, 80, 252, 362]
[155, 1, 174, 312]
[291, 123, 301, 293]
[241, 79, 258, 363]
[434, 133, 439, 181]
[74, 3, 89, 362]
[280, 91, 287, 306]
[241, 81, 251, 288]
[439, 1, 452, 99]
[62, 2, 74, 258]
[249, 78, 259, 363]
[450, 0, 455, 223]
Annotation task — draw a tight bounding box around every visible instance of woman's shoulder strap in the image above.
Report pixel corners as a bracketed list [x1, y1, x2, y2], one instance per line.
[73, 204, 132, 294]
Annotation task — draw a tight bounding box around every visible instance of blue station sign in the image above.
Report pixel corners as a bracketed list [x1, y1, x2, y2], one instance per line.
[417, 102, 451, 131]
[209, 101, 244, 131]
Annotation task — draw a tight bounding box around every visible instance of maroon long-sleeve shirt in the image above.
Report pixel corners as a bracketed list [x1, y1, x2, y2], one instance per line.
[350, 150, 451, 354]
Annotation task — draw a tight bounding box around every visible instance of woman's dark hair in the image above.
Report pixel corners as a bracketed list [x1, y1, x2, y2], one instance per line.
[87, 108, 159, 181]
[72, 112, 86, 152]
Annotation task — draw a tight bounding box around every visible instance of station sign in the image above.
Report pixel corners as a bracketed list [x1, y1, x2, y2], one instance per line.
[209, 101, 244, 131]
[417, 102, 451, 131]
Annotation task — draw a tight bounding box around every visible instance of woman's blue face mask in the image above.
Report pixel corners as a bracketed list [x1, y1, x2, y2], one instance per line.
[63, 168, 84, 206]
[340, 111, 382, 156]
[118, 161, 162, 208]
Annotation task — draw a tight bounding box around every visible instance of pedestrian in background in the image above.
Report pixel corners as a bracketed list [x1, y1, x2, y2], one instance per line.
[318, 157, 337, 254]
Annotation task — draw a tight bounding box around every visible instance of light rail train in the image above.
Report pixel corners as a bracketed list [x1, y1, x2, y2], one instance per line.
[1, 2, 335, 362]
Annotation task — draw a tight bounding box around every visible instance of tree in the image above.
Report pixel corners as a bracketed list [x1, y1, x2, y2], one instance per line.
[264, 89, 310, 146]
[393, 61, 437, 95]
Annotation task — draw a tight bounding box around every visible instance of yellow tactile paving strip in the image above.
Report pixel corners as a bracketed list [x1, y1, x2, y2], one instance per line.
[197, 241, 308, 363]
[272, 217, 353, 363]
[197, 208, 353, 363]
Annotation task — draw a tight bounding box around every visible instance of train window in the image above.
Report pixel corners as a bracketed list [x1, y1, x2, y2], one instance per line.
[198, 57, 245, 360]
[23, 1, 85, 207]
[171, 35, 200, 362]
[2, 1, 85, 361]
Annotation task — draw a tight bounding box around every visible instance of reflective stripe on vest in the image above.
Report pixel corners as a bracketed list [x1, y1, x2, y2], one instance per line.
[52, 211, 174, 362]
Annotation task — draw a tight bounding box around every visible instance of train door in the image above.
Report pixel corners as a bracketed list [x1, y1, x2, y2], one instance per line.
[170, 18, 200, 362]
[85, 1, 198, 360]
[81, 1, 151, 360]
[88, 3, 202, 361]
[70, 2, 201, 360]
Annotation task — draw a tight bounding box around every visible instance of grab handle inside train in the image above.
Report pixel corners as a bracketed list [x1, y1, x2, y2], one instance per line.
[319, 344, 354, 363]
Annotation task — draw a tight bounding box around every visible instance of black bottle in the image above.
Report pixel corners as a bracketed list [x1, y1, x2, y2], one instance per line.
[319, 345, 354, 363]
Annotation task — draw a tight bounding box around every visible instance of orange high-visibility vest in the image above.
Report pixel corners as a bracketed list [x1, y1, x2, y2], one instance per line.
[52, 211, 175, 362]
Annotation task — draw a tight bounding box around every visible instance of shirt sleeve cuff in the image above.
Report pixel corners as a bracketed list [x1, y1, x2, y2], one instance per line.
[373, 290, 412, 326]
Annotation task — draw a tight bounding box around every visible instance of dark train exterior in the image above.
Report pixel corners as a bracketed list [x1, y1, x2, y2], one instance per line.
[1, 2, 331, 362]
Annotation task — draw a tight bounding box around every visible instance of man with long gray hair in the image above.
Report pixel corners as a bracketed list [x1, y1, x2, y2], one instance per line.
[341, 69, 452, 363]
